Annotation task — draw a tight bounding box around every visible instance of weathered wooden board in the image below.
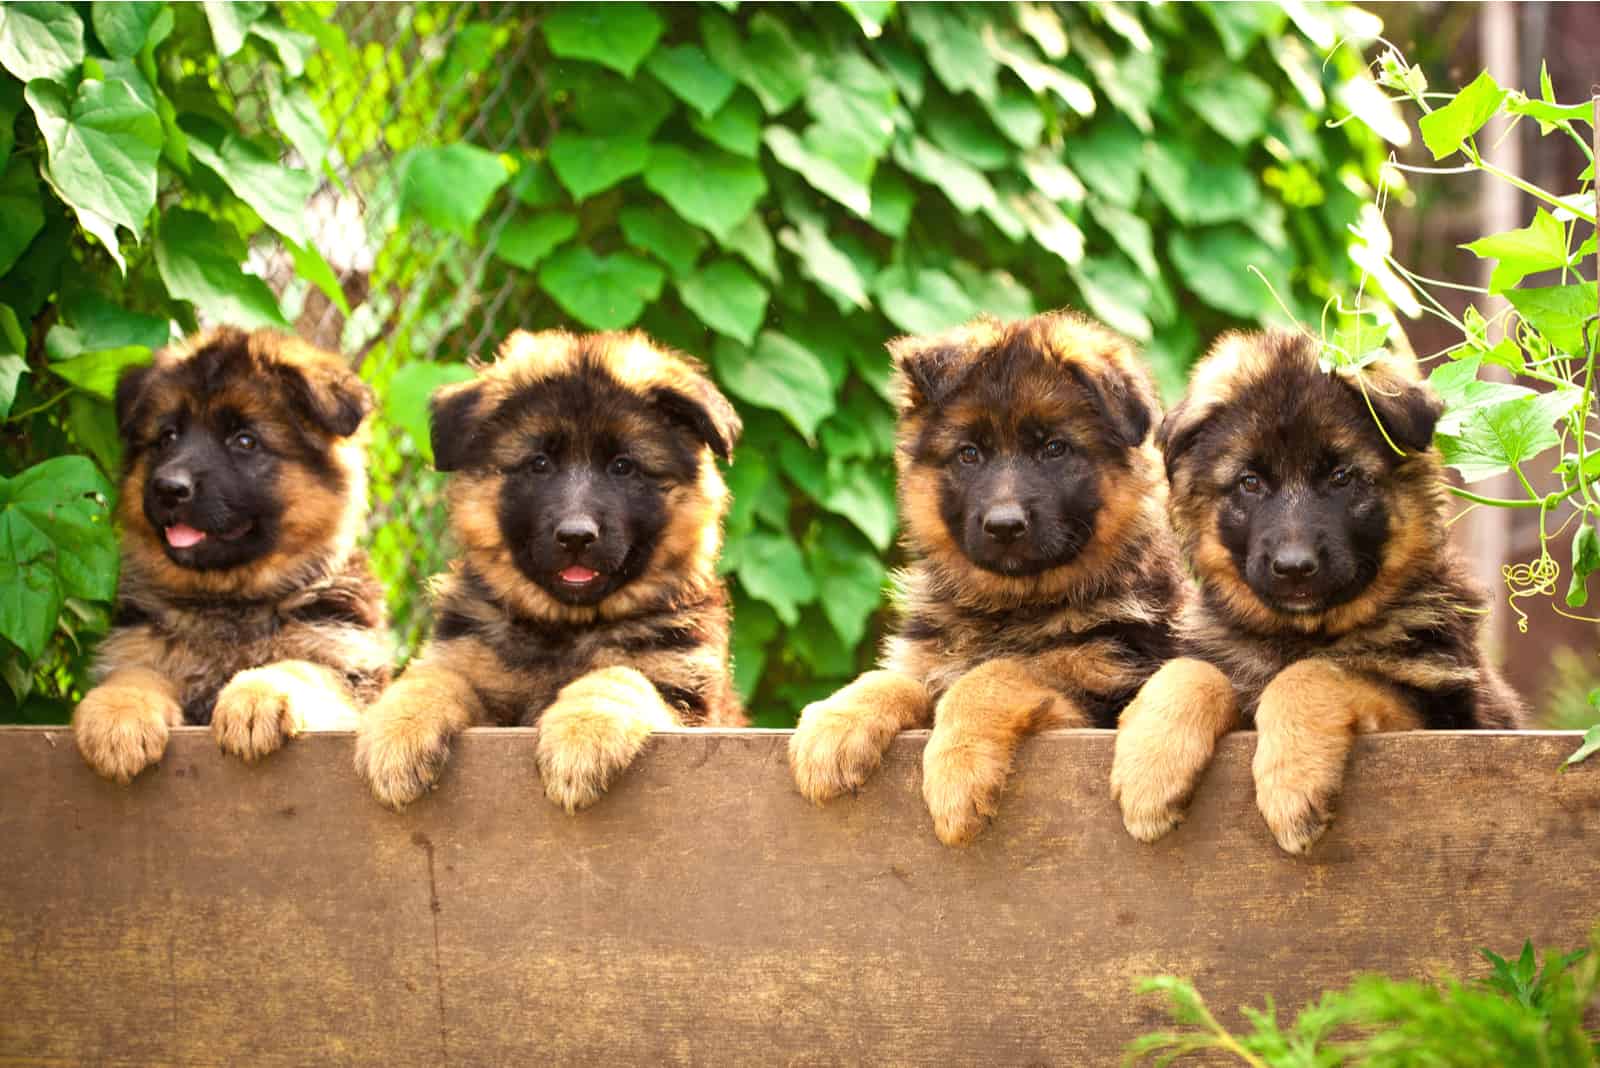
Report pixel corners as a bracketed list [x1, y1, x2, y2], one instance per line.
[0, 726, 1595, 1066]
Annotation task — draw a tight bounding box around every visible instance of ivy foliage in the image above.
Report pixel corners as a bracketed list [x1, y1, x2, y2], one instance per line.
[356, 1, 1394, 725]
[0, 1, 331, 719]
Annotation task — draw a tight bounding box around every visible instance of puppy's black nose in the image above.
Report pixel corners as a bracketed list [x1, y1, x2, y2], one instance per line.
[153, 473, 194, 508]
[1270, 547, 1320, 578]
[556, 516, 599, 551]
[982, 504, 1028, 544]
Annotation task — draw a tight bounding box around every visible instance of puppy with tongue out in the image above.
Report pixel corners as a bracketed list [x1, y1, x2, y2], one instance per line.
[72, 327, 391, 786]
[357, 328, 748, 814]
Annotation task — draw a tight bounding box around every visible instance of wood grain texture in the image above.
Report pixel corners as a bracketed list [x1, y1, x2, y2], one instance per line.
[1, 727, 1596, 1066]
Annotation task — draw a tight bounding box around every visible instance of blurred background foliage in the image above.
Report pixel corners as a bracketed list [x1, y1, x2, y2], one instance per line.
[1, 0, 1407, 725]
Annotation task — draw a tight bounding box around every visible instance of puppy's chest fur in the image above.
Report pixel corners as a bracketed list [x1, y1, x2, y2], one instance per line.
[96, 555, 390, 724]
[885, 561, 1179, 728]
[431, 569, 740, 727]
[1184, 565, 1524, 729]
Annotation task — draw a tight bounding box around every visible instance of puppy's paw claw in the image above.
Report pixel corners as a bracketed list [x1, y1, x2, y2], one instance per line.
[74, 687, 177, 785]
[212, 671, 297, 762]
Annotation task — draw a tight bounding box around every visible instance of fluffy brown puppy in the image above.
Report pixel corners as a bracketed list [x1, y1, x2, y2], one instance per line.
[73, 327, 389, 783]
[1111, 331, 1527, 854]
[356, 329, 745, 812]
[789, 311, 1183, 846]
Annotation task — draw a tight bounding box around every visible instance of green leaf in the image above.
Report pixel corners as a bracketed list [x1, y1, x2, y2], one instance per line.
[267, 75, 329, 171]
[1071, 257, 1152, 342]
[982, 83, 1046, 149]
[26, 77, 162, 269]
[841, 1, 894, 39]
[646, 43, 735, 119]
[699, 11, 810, 116]
[1199, 2, 1285, 59]
[1436, 388, 1577, 484]
[552, 63, 674, 139]
[1419, 70, 1506, 160]
[1012, 191, 1084, 267]
[247, 18, 316, 77]
[733, 531, 815, 626]
[644, 144, 766, 241]
[949, 263, 1035, 321]
[689, 89, 761, 157]
[1427, 355, 1534, 437]
[1074, 30, 1158, 132]
[925, 96, 1014, 170]
[619, 204, 707, 278]
[984, 28, 1093, 115]
[867, 170, 914, 239]
[1170, 227, 1291, 320]
[184, 117, 315, 245]
[807, 51, 898, 159]
[1064, 116, 1143, 209]
[778, 219, 874, 313]
[1088, 199, 1158, 279]
[1564, 724, 1600, 769]
[397, 145, 509, 238]
[905, 5, 996, 100]
[719, 211, 778, 282]
[491, 213, 577, 271]
[806, 518, 886, 646]
[511, 158, 563, 208]
[1566, 523, 1599, 608]
[0, 455, 116, 657]
[874, 264, 978, 336]
[728, 591, 778, 703]
[48, 345, 150, 398]
[1021, 147, 1085, 205]
[1506, 283, 1597, 356]
[53, 289, 167, 354]
[676, 258, 768, 345]
[91, 1, 160, 58]
[538, 247, 665, 331]
[1144, 140, 1261, 225]
[548, 131, 649, 201]
[542, 2, 663, 77]
[821, 462, 897, 553]
[200, 0, 263, 56]
[1183, 66, 1274, 146]
[0, 357, 24, 419]
[763, 126, 874, 219]
[286, 237, 351, 318]
[0, 1, 83, 82]
[384, 361, 475, 465]
[893, 136, 995, 215]
[154, 209, 289, 330]
[1462, 209, 1570, 293]
[0, 156, 44, 277]
[713, 332, 836, 440]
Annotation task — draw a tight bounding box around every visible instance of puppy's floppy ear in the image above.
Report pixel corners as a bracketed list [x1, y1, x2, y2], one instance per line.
[114, 362, 156, 440]
[278, 360, 374, 438]
[888, 336, 970, 413]
[1342, 366, 1443, 455]
[429, 378, 486, 472]
[652, 375, 743, 461]
[1066, 361, 1159, 449]
[1154, 398, 1215, 477]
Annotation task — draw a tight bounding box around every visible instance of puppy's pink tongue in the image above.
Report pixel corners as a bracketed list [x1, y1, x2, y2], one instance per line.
[165, 524, 206, 549]
[560, 565, 599, 584]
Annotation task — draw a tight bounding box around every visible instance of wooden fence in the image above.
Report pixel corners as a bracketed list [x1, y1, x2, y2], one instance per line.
[1, 726, 1595, 1065]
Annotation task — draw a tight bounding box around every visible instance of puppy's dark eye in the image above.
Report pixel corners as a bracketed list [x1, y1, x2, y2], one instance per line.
[1238, 472, 1264, 495]
[157, 426, 179, 449]
[229, 430, 258, 452]
[957, 444, 981, 465]
[1329, 466, 1353, 487]
[527, 454, 551, 474]
[1042, 439, 1068, 459]
[608, 456, 635, 477]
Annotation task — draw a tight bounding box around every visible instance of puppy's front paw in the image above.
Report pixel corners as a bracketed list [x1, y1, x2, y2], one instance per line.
[789, 695, 895, 805]
[536, 697, 653, 814]
[1255, 776, 1335, 855]
[74, 684, 178, 785]
[212, 668, 298, 762]
[1110, 729, 1203, 844]
[921, 732, 1009, 848]
[356, 699, 453, 810]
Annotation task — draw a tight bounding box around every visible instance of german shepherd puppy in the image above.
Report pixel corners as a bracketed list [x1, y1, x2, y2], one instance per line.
[789, 311, 1183, 846]
[356, 329, 744, 812]
[73, 328, 389, 783]
[1111, 331, 1526, 853]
